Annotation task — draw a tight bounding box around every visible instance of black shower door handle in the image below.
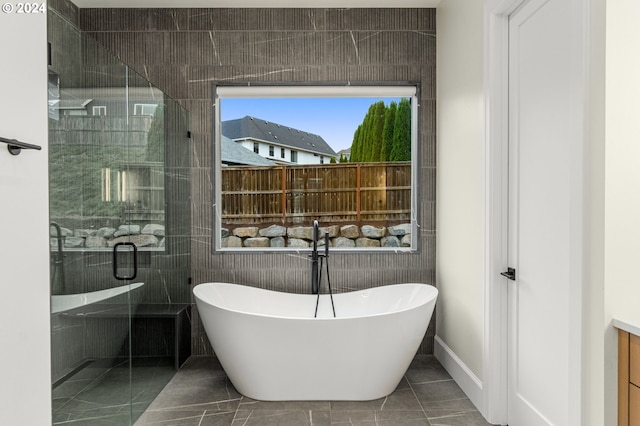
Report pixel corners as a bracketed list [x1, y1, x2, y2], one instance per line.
[113, 242, 138, 280]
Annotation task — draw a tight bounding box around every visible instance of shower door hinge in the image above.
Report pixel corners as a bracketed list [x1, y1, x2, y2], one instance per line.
[500, 267, 516, 281]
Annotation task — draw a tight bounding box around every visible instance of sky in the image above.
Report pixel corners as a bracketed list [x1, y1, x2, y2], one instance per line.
[221, 97, 402, 152]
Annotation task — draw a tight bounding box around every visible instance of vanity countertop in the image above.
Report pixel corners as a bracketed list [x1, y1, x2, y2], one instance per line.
[613, 316, 640, 337]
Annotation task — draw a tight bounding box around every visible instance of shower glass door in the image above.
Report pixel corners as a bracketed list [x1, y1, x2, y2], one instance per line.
[48, 7, 191, 425]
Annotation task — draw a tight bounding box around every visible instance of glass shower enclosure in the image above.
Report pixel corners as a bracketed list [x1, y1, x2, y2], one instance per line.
[48, 8, 191, 425]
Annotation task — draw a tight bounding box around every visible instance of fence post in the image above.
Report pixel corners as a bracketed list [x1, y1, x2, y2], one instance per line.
[356, 163, 361, 222]
[281, 166, 287, 224]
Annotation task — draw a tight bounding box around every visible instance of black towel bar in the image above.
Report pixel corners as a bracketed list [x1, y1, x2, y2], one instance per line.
[0, 136, 42, 156]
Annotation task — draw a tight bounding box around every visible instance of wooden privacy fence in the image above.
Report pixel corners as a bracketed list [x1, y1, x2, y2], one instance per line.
[221, 162, 412, 225]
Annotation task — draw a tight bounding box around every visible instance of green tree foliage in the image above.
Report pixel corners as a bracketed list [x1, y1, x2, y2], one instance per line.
[146, 104, 164, 162]
[350, 125, 362, 162]
[368, 101, 386, 162]
[349, 98, 411, 162]
[389, 98, 411, 161]
[380, 101, 397, 161]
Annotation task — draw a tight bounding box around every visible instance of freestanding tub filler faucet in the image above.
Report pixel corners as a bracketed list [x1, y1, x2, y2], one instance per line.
[311, 220, 336, 318]
[311, 220, 320, 295]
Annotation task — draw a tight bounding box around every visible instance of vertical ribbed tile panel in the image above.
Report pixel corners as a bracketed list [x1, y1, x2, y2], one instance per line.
[80, 8, 437, 356]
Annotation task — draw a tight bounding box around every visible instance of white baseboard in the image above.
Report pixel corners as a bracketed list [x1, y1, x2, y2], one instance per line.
[434, 335, 484, 411]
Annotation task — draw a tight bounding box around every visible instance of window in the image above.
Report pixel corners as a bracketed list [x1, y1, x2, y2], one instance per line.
[134, 103, 157, 116]
[213, 84, 419, 252]
[269, 145, 275, 156]
[253, 142, 259, 154]
[93, 106, 107, 116]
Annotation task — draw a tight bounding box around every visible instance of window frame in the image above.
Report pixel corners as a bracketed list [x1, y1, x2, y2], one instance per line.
[212, 82, 420, 253]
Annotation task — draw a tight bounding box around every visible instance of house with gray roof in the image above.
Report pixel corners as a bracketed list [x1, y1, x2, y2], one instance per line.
[222, 116, 338, 165]
[220, 135, 275, 167]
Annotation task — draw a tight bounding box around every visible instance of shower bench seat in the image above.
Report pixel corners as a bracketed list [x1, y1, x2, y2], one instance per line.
[66, 303, 191, 370]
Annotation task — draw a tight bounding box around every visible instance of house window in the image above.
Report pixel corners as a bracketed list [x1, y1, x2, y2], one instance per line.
[93, 106, 107, 116]
[320, 156, 324, 164]
[133, 103, 157, 116]
[253, 142, 259, 154]
[281, 148, 285, 158]
[290, 150, 298, 163]
[269, 145, 274, 156]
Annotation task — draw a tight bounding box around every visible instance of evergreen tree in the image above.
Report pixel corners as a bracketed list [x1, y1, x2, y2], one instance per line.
[368, 101, 386, 162]
[390, 98, 411, 161]
[350, 125, 362, 162]
[349, 98, 412, 163]
[146, 104, 164, 162]
[361, 103, 376, 162]
[380, 101, 397, 161]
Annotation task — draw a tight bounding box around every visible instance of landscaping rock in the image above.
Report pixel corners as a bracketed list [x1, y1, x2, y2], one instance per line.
[340, 224, 360, 238]
[222, 236, 242, 247]
[381, 236, 400, 247]
[142, 224, 165, 237]
[108, 234, 159, 247]
[96, 227, 116, 238]
[356, 237, 381, 247]
[65, 237, 84, 248]
[85, 235, 107, 248]
[259, 224, 287, 237]
[320, 225, 340, 238]
[287, 226, 314, 240]
[270, 236, 286, 247]
[333, 237, 356, 248]
[388, 223, 412, 236]
[74, 229, 96, 238]
[361, 225, 386, 238]
[233, 227, 259, 238]
[114, 224, 141, 237]
[244, 237, 270, 248]
[288, 238, 309, 248]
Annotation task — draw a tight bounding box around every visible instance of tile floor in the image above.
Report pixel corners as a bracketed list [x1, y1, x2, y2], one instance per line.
[135, 355, 495, 426]
[52, 358, 176, 425]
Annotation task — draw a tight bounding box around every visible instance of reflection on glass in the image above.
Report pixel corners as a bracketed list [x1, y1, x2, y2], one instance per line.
[49, 86, 166, 251]
[48, 8, 191, 425]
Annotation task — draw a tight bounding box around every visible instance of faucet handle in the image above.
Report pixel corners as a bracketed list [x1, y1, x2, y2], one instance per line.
[324, 232, 329, 257]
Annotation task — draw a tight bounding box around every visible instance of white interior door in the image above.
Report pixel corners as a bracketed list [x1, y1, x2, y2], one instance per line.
[506, 0, 579, 424]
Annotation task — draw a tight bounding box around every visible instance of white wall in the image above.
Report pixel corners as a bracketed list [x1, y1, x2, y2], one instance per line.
[583, 0, 606, 424]
[604, 1, 640, 424]
[435, 0, 485, 381]
[438, 2, 609, 424]
[0, 10, 51, 425]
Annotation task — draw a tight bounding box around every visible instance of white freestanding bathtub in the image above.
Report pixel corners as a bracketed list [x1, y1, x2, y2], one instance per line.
[193, 282, 437, 401]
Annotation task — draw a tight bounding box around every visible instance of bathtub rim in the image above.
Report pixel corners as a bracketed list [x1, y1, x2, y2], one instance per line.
[193, 281, 437, 321]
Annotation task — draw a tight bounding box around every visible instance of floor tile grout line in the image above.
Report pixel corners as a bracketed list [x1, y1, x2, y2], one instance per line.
[428, 409, 481, 421]
[145, 397, 243, 412]
[408, 378, 455, 386]
[404, 372, 432, 426]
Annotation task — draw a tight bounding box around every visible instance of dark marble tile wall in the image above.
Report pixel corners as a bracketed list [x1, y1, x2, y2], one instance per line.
[79, 8, 437, 356]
